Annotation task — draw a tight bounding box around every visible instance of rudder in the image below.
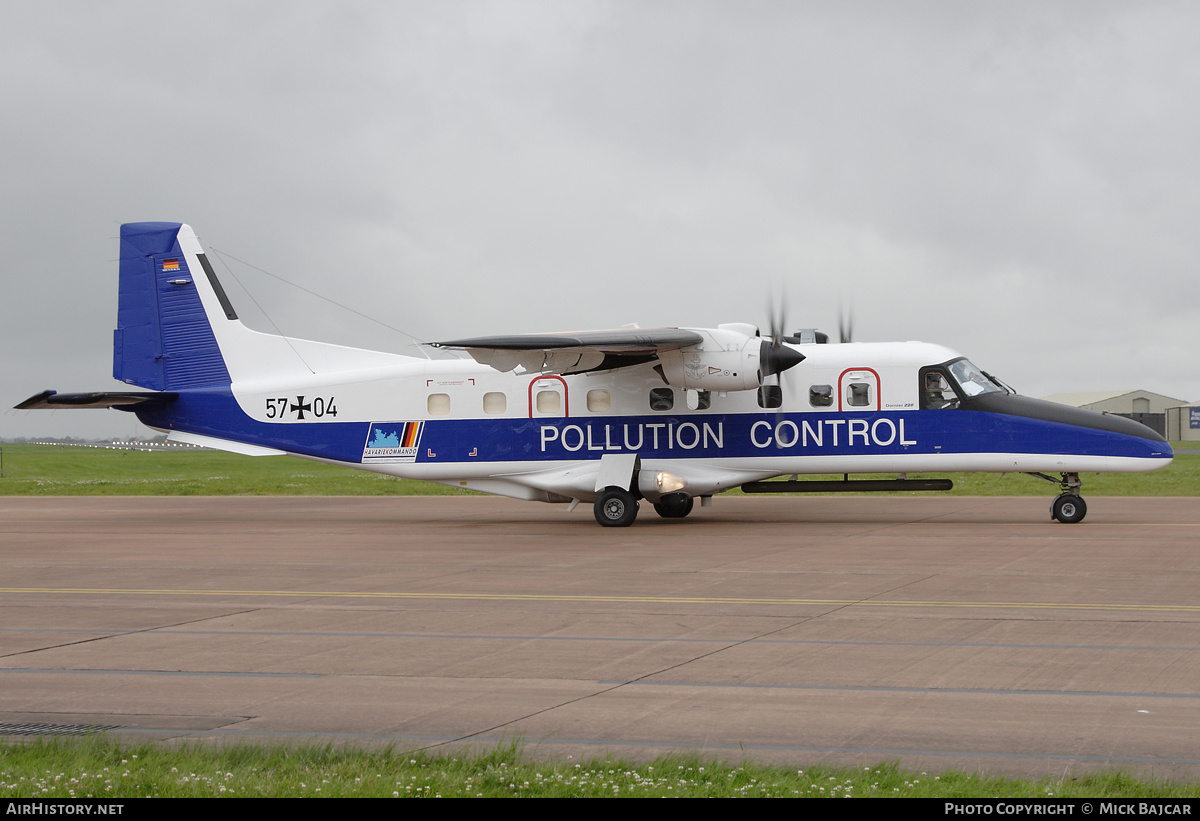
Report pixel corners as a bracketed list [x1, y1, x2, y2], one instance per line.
[113, 222, 232, 390]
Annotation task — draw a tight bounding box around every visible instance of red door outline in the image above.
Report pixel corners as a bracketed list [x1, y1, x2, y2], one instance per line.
[528, 375, 569, 418]
[837, 367, 881, 411]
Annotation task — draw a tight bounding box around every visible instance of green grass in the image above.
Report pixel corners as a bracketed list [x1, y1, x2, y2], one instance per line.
[733, 456, 1200, 496]
[1, 442, 1196, 496]
[0, 444, 470, 496]
[1, 738, 1197, 798]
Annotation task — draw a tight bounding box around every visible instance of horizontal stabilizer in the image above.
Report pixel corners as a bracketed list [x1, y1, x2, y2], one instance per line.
[14, 390, 177, 410]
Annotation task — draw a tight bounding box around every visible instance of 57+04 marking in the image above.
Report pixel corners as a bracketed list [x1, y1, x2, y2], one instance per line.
[265, 396, 338, 420]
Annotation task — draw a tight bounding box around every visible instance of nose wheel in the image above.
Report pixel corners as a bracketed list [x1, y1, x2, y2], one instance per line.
[1051, 493, 1087, 524]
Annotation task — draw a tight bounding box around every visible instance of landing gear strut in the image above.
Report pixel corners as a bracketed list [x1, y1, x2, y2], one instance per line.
[1028, 472, 1087, 524]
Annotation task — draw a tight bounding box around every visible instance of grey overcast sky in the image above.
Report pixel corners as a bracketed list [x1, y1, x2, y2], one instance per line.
[3, 1, 1198, 439]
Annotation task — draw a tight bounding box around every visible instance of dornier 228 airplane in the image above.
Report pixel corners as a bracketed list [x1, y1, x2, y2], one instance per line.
[17, 222, 1173, 527]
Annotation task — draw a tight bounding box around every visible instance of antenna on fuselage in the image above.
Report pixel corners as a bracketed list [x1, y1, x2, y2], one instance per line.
[208, 246, 435, 360]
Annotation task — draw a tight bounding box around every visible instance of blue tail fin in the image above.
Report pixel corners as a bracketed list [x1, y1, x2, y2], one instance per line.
[113, 222, 232, 390]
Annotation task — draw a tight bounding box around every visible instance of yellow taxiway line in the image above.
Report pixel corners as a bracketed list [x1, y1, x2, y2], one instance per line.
[2, 587, 1199, 613]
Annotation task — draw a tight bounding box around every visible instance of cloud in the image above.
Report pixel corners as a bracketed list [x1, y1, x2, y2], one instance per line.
[4, 1, 1198, 439]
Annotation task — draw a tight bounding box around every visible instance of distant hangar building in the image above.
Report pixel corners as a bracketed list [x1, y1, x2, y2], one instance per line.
[1166, 404, 1200, 442]
[1040, 390, 1187, 439]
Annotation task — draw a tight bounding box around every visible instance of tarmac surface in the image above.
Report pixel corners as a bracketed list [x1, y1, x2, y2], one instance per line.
[2, 494, 1199, 778]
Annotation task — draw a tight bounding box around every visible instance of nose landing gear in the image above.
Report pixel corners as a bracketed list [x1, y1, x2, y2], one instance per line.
[1028, 471, 1087, 523]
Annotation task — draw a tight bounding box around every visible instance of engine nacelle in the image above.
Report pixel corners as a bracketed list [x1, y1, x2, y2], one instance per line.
[658, 347, 760, 391]
[658, 325, 806, 392]
[656, 327, 749, 392]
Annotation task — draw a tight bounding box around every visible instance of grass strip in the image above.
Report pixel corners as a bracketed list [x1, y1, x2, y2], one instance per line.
[0, 444, 1197, 496]
[1, 738, 1198, 798]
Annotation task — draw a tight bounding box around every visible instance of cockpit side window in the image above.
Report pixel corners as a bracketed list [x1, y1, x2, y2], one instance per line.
[919, 367, 959, 409]
[920, 358, 1004, 409]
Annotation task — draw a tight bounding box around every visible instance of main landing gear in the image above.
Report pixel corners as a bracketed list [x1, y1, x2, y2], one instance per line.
[653, 492, 694, 519]
[594, 487, 639, 527]
[593, 488, 696, 526]
[1028, 472, 1088, 524]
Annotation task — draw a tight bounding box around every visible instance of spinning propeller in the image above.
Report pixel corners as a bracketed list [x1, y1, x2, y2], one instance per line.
[761, 293, 804, 378]
[757, 293, 805, 413]
[839, 304, 854, 344]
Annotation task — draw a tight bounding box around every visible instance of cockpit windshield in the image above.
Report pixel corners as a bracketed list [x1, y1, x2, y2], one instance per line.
[947, 358, 1004, 397]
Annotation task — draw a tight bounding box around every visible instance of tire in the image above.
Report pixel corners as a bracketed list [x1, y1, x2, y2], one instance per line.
[1051, 494, 1087, 524]
[594, 487, 639, 527]
[653, 493, 694, 519]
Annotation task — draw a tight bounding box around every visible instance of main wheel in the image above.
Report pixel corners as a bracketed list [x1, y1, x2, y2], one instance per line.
[653, 492, 694, 519]
[1051, 494, 1087, 524]
[594, 487, 639, 527]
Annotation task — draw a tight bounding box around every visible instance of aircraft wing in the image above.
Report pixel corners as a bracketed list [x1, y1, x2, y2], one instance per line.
[14, 390, 178, 410]
[429, 328, 704, 375]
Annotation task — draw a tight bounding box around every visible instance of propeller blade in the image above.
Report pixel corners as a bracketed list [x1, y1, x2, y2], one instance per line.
[839, 305, 854, 344]
[761, 288, 804, 376]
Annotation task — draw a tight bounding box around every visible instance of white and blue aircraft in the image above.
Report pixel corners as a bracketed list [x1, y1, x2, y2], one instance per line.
[17, 222, 1173, 526]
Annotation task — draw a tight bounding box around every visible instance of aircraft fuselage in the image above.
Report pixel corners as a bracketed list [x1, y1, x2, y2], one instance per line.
[131, 341, 1171, 505]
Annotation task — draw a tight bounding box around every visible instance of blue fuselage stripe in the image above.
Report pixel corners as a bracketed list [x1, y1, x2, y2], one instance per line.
[135, 388, 1172, 465]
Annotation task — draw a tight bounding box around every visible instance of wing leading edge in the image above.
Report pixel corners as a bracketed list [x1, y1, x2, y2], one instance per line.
[429, 328, 705, 375]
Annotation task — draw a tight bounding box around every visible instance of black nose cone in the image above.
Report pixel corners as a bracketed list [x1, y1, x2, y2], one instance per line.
[760, 341, 806, 376]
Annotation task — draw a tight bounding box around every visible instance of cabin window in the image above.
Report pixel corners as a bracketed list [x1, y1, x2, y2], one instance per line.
[758, 385, 782, 409]
[587, 389, 611, 413]
[427, 393, 451, 416]
[846, 382, 871, 407]
[809, 385, 833, 407]
[686, 389, 711, 411]
[649, 388, 674, 411]
[483, 392, 506, 415]
[536, 390, 561, 414]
